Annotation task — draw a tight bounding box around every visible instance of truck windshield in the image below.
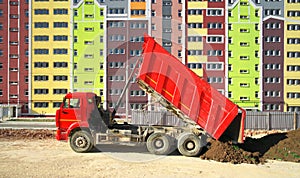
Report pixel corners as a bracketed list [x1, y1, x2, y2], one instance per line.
[63, 98, 80, 108]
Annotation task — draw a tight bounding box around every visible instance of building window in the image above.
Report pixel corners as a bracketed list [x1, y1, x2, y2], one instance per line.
[266, 22, 281, 29]
[109, 8, 125, 14]
[54, 35, 68, 41]
[85, 27, 94, 31]
[207, 50, 223, 56]
[131, 10, 145, 15]
[54, 62, 68, 68]
[188, 36, 202, 42]
[34, 102, 49, 108]
[207, 77, 223, 83]
[265, 63, 280, 70]
[240, 97, 249, 101]
[206, 63, 223, 70]
[53, 76, 68, 81]
[240, 83, 250, 87]
[34, 89, 49, 94]
[54, 8, 68, 15]
[188, 23, 203, 29]
[34, 22, 49, 28]
[287, 24, 300, 30]
[207, 9, 223, 16]
[264, 77, 280, 83]
[287, 79, 300, 85]
[287, 92, 300, 99]
[287, 52, 300, 58]
[265, 50, 280, 56]
[53, 48, 68, 54]
[53, 89, 68, 94]
[100, 9, 104, 16]
[34, 49, 49, 55]
[265, 9, 281, 16]
[53, 22, 68, 28]
[188, 9, 202, 15]
[34, 35, 49, 41]
[208, 23, 223, 29]
[188, 63, 202, 69]
[53, 102, 62, 108]
[265, 91, 280, 97]
[207, 36, 223, 43]
[188, 50, 203, 56]
[287, 10, 300, 17]
[240, 28, 249, 33]
[287, 65, 300, 71]
[34, 75, 49, 81]
[34, 9, 49, 15]
[178, 10, 182, 17]
[287, 38, 300, 44]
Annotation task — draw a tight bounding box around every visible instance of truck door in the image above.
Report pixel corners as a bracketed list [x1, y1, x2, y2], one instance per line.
[59, 98, 82, 122]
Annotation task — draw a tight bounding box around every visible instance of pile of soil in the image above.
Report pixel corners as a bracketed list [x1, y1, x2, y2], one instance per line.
[201, 129, 300, 164]
[200, 139, 263, 164]
[0, 129, 55, 140]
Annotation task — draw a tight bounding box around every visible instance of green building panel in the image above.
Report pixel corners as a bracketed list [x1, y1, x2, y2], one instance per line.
[228, 1, 261, 110]
[73, 1, 105, 98]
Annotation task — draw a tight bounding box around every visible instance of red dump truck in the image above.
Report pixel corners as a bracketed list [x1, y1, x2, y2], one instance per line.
[56, 35, 245, 156]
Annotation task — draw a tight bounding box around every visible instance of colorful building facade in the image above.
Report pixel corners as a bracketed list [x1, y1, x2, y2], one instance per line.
[0, 0, 29, 116]
[0, 0, 300, 115]
[72, 1, 105, 99]
[31, 0, 71, 114]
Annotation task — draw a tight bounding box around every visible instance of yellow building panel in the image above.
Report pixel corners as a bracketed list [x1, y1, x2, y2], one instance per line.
[191, 69, 203, 77]
[131, 2, 146, 9]
[188, 15, 203, 23]
[188, 2, 207, 9]
[188, 56, 207, 63]
[188, 42, 203, 49]
[188, 28, 207, 36]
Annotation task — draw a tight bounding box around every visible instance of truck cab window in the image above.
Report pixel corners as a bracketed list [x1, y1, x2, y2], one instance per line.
[70, 98, 80, 108]
[63, 98, 80, 108]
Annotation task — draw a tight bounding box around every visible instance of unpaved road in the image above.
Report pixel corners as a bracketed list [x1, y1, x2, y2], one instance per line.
[0, 139, 299, 178]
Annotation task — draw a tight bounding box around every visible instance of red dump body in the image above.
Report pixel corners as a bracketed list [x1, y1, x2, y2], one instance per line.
[137, 35, 245, 143]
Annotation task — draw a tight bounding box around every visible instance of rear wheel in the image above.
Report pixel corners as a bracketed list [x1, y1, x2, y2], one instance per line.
[69, 130, 93, 153]
[146, 133, 173, 155]
[177, 133, 203, 157]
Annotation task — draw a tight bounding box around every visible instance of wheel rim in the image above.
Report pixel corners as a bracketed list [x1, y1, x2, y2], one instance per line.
[154, 138, 164, 149]
[75, 136, 88, 148]
[185, 140, 195, 151]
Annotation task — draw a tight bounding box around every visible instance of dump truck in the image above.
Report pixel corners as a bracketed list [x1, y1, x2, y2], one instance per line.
[55, 35, 246, 156]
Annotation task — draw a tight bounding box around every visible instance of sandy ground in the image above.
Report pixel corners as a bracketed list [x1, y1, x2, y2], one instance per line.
[0, 139, 299, 178]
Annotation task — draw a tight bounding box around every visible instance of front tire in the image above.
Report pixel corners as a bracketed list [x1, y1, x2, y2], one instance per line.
[146, 133, 173, 155]
[69, 130, 93, 153]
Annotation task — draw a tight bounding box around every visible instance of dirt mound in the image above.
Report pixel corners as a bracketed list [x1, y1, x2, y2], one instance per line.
[200, 139, 263, 164]
[263, 129, 300, 162]
[0, 129, 55, 140]
[201, 129, 300, 164]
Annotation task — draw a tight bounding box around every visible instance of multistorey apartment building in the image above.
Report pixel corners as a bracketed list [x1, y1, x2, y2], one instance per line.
[0, 0, 29, 116]
[31, 0, 71, 114]
[0, 0, 299, 116]
[72, 1, 105, 100]
[284, 0, 300, 112]
[187, 0, 226, 94]
[228, 1, 261, 110]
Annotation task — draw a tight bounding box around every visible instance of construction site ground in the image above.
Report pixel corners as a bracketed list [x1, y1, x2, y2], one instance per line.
[0, 129, 299, 178]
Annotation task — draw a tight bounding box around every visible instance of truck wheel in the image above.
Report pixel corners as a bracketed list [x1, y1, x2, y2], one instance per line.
[177, 133, 203, 157]
[146, 133, 172, 155]
[69, 130, 93, 153]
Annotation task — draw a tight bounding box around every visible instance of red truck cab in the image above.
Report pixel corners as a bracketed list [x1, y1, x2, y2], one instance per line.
[56, 92, 98, 141]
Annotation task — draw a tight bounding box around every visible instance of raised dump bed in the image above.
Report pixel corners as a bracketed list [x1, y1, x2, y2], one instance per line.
[137, 35, 246, 143]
